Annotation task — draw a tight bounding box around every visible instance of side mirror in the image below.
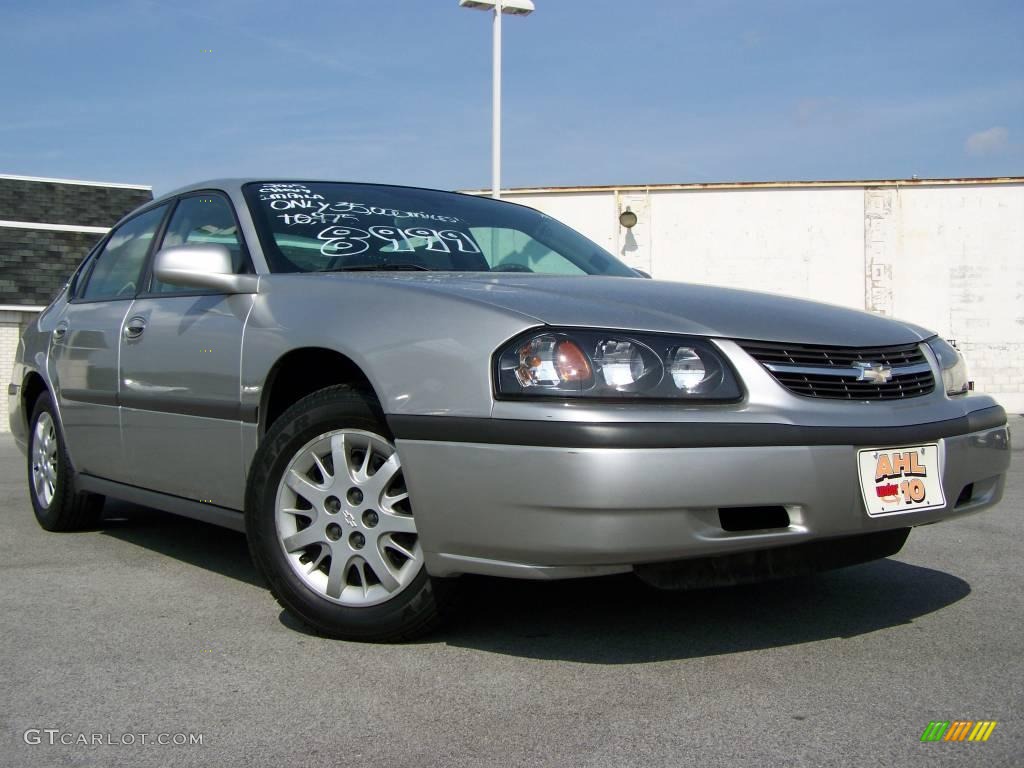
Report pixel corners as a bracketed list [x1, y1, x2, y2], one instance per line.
[153, 244, 258, 294]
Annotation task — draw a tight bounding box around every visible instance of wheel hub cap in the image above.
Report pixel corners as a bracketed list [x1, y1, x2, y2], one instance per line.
[274, 429, 422, 607]
[31, 412, 58, 508]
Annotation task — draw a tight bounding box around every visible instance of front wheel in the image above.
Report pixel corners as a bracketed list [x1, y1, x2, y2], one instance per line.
[245, 385, 453, 642]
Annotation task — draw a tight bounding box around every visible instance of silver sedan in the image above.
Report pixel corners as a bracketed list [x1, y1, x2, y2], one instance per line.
[8, 179, 1011, 641]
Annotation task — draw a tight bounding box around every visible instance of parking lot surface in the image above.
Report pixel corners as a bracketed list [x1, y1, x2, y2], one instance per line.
[1, 422, 1021, 768]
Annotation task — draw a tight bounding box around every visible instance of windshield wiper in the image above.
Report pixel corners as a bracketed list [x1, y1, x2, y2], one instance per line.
[321, 263, 434, 273]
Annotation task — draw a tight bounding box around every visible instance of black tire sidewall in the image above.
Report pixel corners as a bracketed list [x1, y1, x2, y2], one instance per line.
[245, 387, 442, 641]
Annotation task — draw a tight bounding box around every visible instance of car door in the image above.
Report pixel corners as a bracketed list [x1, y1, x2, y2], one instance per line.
[119, 191, 256, 509]
[49, 204, 170, 483]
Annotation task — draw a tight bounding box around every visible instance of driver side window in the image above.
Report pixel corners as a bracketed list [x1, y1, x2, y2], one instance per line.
[79, 205, 168, 301]
[150, 193, 248, 293]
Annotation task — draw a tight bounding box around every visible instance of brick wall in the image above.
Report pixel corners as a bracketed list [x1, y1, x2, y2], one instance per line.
[0, 229, 103, 307]
[0, 177, 152, 308]
[0, 178, 151, 228]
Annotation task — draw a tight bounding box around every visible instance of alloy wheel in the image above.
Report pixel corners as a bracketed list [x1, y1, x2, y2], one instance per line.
[31, 411, 58, 509]
[274, 429, 422, 607]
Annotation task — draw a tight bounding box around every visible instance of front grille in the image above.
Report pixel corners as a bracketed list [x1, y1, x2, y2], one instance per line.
[767, 370, 935, 399]
[740, 341, 935, 400]
[742, 342, 927, 368]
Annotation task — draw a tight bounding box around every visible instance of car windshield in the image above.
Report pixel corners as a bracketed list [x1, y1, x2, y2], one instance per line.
[243, 181, 637, 276]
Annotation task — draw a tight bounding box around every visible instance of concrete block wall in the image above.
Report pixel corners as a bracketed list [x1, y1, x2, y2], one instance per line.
[0, 310, 31, 433]
[883, 184, 1024, 411]
[503, 180, 1024, 413]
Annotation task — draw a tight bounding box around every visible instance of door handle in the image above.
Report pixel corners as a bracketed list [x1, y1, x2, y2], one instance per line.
[52, 322, 68, 341]
[124, 316, 147, 340]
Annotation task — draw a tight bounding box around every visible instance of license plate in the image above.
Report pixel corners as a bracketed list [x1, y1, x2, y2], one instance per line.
[857, 443, 946, 517]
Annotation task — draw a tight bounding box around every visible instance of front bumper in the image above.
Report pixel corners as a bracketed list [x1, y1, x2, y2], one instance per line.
[394, 407, 1010, 579]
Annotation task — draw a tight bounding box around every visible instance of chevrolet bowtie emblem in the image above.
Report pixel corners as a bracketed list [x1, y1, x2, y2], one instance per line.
[854, 361, 893, 383]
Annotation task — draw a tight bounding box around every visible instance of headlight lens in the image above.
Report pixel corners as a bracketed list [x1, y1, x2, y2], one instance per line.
[593, 339, 661, 392]
[512, 334, 592, 391]
[667, 346, 725, 393]
[496, 330, 742, 400]
[927, 337, 969, 396]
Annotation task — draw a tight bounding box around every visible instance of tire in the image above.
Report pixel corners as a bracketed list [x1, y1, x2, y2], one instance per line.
[27, 392, 104, 532]
[245, 384, 455, 642]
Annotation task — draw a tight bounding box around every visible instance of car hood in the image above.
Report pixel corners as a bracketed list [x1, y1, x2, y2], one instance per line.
[328, 273, 934, 346]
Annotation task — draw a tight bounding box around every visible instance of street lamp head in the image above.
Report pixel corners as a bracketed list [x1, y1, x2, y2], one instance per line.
[459, 0, 535, 15]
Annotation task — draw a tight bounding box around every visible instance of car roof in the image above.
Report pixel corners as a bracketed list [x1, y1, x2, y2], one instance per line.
[155, 178, 482, 205]
[150, 178, 545, 223]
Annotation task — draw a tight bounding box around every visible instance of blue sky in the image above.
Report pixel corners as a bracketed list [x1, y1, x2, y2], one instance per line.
[1, 0, 1022, 194]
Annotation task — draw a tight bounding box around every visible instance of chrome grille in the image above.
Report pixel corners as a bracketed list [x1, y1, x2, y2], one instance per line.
[740, 341, 935, 400]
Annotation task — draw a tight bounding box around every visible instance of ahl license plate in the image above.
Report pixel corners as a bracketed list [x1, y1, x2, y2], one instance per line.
[857, 443, 946, 517]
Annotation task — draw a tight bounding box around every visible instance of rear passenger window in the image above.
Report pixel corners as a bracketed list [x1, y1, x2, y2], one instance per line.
[79, 205, 168, 301]
[150, 194, 247, 293]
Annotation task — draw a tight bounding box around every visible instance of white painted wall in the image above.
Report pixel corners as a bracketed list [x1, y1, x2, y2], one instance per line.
[0, 309, 32, 432]
[503, 181, 1024, 413]
[649, 188, 866, 309]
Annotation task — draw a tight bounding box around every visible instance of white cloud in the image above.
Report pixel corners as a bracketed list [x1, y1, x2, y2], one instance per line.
[965, 126, 1010, 156]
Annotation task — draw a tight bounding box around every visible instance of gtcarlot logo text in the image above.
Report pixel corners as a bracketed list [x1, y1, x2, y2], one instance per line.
[23, 729, 204, 747]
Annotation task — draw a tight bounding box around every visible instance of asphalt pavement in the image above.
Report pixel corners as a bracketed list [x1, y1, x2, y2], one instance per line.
[1, 420, 1021, 768]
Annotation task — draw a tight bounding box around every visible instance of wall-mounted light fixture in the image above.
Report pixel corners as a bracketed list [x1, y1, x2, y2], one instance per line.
[618, 208, 638, 229]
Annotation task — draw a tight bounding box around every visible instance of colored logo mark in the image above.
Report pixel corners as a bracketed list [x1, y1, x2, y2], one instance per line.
[920, 720, 997, 742]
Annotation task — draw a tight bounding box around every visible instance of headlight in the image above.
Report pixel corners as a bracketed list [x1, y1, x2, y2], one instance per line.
[495, 329, 742, 400]
[927, 337, 969, 396]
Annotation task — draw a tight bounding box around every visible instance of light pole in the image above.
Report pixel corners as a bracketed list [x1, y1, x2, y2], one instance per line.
[459, 0, 535, 199]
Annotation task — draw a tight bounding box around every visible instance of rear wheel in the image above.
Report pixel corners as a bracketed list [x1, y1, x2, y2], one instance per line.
[27, 392, 104, 531]
[246, 385, 453, 641]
